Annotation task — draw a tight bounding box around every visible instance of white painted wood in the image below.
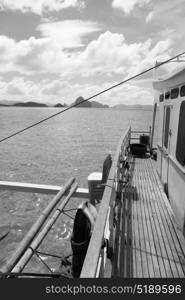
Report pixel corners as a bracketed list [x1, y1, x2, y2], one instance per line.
[87, 172, 103, 205]
[0, 181, 89, 198]
[88, 172, 102, 181]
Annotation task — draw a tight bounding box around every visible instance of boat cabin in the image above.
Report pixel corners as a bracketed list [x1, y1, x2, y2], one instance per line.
[153, 67, 185, 236]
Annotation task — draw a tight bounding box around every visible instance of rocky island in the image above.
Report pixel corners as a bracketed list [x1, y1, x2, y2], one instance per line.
[73, 96, 109, 108]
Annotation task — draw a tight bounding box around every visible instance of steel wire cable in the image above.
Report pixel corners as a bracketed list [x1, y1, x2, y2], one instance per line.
[0, 50, 185, 144]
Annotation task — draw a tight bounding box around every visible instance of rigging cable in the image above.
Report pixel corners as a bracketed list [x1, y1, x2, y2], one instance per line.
[0, 50, 185, 144]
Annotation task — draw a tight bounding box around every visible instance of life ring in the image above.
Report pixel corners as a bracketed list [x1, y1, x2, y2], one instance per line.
[71, 201, 97, 277]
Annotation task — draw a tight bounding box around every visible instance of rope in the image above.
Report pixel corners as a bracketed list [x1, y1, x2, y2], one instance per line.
[34, 250, 54, 273]
[0, 50, 185, 144]
[36, 250, 65, 259]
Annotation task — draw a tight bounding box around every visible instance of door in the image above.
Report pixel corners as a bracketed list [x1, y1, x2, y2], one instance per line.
[161, 106, 171, 196]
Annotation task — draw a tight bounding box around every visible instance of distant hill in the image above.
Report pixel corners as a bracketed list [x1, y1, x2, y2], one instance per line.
[54, 103, 64, 108]
[112, 104, 153, 110]
[74, 96, 91, 107]
[0, 103, 9, 107]
[0, 100, 69, 107]
[91, 101, 109, 108]
[0, 100, 17, 106]
[13, 101, 48, 107]
[73, 96, 109, 108]
[0, 99, 151, 110]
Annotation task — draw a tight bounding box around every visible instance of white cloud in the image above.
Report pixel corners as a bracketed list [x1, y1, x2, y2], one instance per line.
[0, 35, 16, 72]
[41, 80, 70, 95]
[77, 32, 172, 79]
[0, 76, 153, 105]
[0, 31, 173, 79]
[0, 0, 85, 15]
[0, 35, 72, 75]
[146, 11, 154, 23]
[112, 0, 151, 15]
[0, 30, 174, 106]
[127, 39, 172, 76]
[4, 77, 39, 95]
[37, 20, 101, 49]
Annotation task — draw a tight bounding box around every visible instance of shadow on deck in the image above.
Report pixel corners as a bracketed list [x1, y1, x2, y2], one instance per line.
[112, 156, 185, 278]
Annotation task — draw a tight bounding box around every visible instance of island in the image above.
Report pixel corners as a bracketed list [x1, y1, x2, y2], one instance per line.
[0, 99, 153, 110]
[13, 101, 48, 107]
[54, 103, 64, 108]
[0, 100, 66, 107]
[73, 96, 109, 108]
[111, 104, 153, 110]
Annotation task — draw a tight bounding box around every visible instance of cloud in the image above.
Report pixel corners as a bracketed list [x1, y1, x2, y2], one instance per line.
[3, 77, 39, 95]
[0, 31, 173, 80]
[0, 35, 73, 75]
[0, 0, 85, 15]
[0, 35, 16, 72]
[112, 0, 151, 15]
[37, 20, 101, 49]
[0, 29, 173, 106]
[146, 11, 154, 23]
[41, 80, 70, 95]
[0, 76, 153, 105]
[77, 32, 172, 79]
[126, 39, 172, 77]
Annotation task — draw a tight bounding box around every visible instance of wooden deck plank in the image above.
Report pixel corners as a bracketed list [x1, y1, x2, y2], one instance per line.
[142, 160, 179, 277]
[135, 159, 170, 277]
[119, 190, 127, 277]
[119, 187, 134, 277]
[145, 160, 185, 276]
[139, 163, 168, 278]
[134, 159, 155, 277]
[151, 159, 185, 259]
[129, 161, 143, 277]
[131, 184, 139, 277]
[128, 190, 133, 277]
[139, 158, 185, 277]
[114, 156, 185, 278]
[134, 159, 160, 277]
[144, 160, 184, 266]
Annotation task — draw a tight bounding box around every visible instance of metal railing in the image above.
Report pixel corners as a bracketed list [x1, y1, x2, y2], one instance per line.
[80, 127, 131, 278]
[1, 177, 79, 276]
[130, 127, 151, 143]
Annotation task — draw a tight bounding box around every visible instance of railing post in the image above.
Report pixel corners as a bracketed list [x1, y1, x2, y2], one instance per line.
[150, 103, 157, 150]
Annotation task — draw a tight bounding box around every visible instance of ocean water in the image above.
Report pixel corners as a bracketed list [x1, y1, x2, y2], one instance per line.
[0, 107, 153, 273]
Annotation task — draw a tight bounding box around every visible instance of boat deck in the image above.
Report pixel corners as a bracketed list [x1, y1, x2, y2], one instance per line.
[113, 156, 185, 277]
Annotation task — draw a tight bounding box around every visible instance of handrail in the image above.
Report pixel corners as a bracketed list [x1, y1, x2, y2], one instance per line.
[80, 127, 131, 278]
[12, 182, 78, 273]
[131, 130, 150, 134]
[0, 181, 89, 198]
[1, 177, 75, 273]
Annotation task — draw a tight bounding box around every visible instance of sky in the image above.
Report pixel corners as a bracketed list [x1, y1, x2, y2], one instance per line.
[0, 0, 185, 106]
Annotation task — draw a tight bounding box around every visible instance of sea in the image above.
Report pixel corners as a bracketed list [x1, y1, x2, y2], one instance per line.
[0, 106, 155, 274]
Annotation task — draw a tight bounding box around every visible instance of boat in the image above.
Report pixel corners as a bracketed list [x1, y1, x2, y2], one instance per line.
[1, 59, 185, 279]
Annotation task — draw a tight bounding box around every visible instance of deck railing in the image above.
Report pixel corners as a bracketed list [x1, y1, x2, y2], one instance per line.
[0, 177, 80, 276]
[80, 126, 131, 278]
[130, 127, 151, 144]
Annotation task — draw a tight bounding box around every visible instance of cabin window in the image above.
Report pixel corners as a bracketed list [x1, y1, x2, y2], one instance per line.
[164, 106, 170, 148]
[180, 85, 185, 97]
[165, 91, 170, 99]
[176, 101, 185, 166]
[159, 94, 164, 102]
[171, 87, 179, 99]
